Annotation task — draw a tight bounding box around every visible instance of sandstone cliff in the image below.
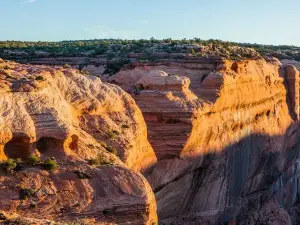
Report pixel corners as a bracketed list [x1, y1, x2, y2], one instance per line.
[111, 58, 300, 224]
[0, 59, 157, 224]
[3, 56, 300, 224]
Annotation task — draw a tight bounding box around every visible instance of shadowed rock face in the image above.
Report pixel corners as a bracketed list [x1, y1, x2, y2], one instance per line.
[0, 60, 157, 224]
[111, 58, 300, 224]
[3, 57, 300, 225]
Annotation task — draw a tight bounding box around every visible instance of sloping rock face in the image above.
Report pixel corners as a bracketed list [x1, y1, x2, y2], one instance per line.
[0, 60, 157, 224]
[0, 60, 156, 171]
[111, 59, 300, 224]
[0, 164, 157, 225]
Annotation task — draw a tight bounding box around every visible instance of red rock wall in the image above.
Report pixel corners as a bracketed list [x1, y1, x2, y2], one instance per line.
[111, 58, 300, 224]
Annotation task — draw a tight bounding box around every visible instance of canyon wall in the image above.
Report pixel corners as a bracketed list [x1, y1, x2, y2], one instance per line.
[111, 58, 300, 224]
[2, 56, 300, 224]
[0, 59, 157, 224]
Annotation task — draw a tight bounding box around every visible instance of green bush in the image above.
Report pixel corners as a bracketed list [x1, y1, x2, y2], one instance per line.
[74, 170, 92, 179]
[26, 154, 40, 165]
[105, 146, 117, 155]
[106, 131, 117, 140]
[30, 203, 37, 209]
[99, 141, 107, 148]
[5, 74, 13, 79]
[88, 153, 115, 166]
[112, 130, 120, 135]
[63, 64, 72, 68]
[1, 158, 17, 173]
[35, 76, 45, 81]
[19, 187, 36, 200]
[121, 124, 130, 129]
[43, 158, 58, 171]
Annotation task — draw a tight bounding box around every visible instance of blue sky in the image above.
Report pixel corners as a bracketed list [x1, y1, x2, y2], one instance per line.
[1, 0, 300, 45]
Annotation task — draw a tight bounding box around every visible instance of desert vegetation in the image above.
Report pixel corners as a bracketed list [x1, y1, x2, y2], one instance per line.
[1, 38, 298, 61]
[0, 156, 58, 173]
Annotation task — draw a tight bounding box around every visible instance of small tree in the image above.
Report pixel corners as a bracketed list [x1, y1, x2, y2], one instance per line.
[189, 48, 196, 56]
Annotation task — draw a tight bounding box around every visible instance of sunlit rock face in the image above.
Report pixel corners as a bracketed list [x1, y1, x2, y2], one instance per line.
[0, 60, 156, 172]
[111, 58, 300, 224]
[0, 60, 157, 224]
[110, 69, 200, 160]
[3, 56, 300, 225]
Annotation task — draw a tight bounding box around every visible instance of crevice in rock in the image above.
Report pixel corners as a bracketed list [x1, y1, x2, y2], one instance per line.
[4, 136, 31, 159]
[36, 137, 64, 155]
[69, 135, 79, 151]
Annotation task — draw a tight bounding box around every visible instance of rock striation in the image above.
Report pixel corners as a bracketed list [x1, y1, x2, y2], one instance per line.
[0, 59, 157, 224]
[110, 69, 200, 160]
[0, 60, 157, 171]
[111, 58, 300, 224]
[3, 56, 300, 224]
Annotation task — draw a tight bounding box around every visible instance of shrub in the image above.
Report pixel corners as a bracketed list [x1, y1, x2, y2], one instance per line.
[105, 146, 117, 155]
[81, 70, 90, 76]
[26, 154, 40, 165]
[88, 153, 115, 166]
[30, 203, 37, 209]
[5, 73, 13, 79]
[19, 187, 36, 200]
[1, 158, 17, 173]
[43, 158, 58, 171]
[102, 209, 111, 215]
[35, 76, 45, 81]
[63, 64, 72, 68]
[189, 48, 196, 56]
[106, 131, 117, 140]
[121, 124, 130, 129]
[112, 130, 120, 135]
[99, 141, 107, 148]
[74, 170, 92, 179]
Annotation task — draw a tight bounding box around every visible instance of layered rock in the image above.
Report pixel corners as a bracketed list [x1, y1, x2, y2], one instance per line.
[109, 69, 200, 160]
[0, 60, 157, 224]
[111, 59, 300, 224]
[111, 59, 223, 102]
[0, 60, 156, 171]
[0, 164, 157, 225]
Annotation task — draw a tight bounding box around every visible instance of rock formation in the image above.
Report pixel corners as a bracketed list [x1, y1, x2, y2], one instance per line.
[3, 55, 300, 225]
[0, 59, 157, 224]
[110, 58, 300, 224]
[110, 69, 200, 160]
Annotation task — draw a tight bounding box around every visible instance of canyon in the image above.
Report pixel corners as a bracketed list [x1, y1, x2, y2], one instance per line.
[1, 55, 300, 225]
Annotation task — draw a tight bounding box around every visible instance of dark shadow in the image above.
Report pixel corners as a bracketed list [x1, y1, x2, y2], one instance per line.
[280, 66, 299, 121]
[69, 135, 79, 151]
[4, 136, 31, 159]
[152, 122, 300, 225]
[36, 137, 64, 155]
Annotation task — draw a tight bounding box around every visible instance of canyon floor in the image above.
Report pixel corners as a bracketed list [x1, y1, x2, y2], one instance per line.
[1, 52, 300, 225]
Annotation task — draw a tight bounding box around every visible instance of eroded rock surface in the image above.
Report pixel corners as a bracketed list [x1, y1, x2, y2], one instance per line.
[4, 56, 300, 225]
[111, 58, 300, 224]
[0, 60, 157, 224]
[110, 69, 200, 160]
[0, 60, 157, 171]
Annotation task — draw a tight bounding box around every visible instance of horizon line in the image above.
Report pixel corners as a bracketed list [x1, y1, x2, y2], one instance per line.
[0, 38, 299, 48]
